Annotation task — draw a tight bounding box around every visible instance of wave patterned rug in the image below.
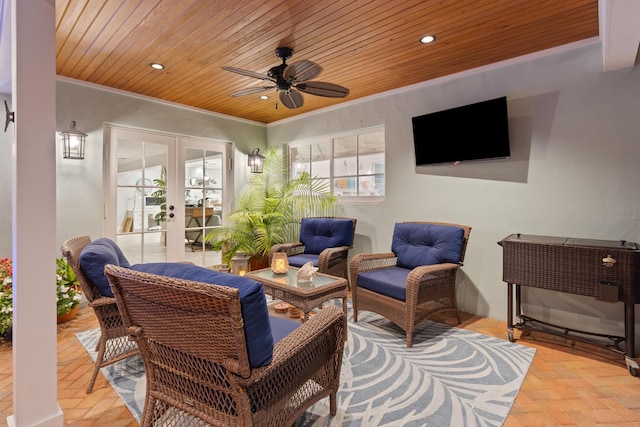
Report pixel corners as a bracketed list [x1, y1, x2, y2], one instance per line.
[76, 309, 535, 426]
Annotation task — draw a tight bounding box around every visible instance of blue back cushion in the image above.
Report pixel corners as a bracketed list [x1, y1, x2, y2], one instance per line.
[131, 262, 274, 368]
[300, 218, 354, 255]
[392, 223, 465, 270]
[79, 238, 131, 297]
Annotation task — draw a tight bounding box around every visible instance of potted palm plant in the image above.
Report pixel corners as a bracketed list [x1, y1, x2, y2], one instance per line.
[204, 148, 337, 268]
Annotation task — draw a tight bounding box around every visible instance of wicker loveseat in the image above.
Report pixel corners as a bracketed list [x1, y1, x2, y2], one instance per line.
[105, 262, 347, 427]
[350, 221, 471, 347]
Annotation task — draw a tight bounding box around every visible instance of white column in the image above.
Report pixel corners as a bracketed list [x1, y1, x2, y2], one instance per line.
[7, 0, 62, 425]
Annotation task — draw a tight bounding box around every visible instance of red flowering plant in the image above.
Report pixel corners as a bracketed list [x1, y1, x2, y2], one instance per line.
[0, 258, 13, 334]
[0, 257, 80, 334]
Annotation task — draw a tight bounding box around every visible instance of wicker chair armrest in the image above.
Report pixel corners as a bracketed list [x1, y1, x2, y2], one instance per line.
[287, 245, 306, 256]
[317, 246, 350, 271]
[409, 262, 460, 279]
[407, 263, 461, 299]
[89, 295, 118, 308]
[236, 305, 346, 387]
[268, 242, 304, 262]
[126, 325, 143, 340]
[350, 252, 397, 274]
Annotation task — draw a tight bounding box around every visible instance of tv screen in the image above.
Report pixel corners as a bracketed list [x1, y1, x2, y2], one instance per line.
[412, 96, 510, 166]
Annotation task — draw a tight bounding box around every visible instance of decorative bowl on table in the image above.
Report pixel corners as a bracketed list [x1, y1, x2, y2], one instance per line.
[274, 302, 290, 313]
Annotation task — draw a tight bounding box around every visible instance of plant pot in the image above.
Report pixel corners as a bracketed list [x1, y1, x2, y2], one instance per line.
[57, 305, 79, 324]
[250, 255, 269, 271]
[1, 326, 12, 342]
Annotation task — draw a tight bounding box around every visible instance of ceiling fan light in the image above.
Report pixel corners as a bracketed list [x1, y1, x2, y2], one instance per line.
[420, 35, 436, 44]
[260, 95, 269, 100]
[150, 63, 165, 70]
[222, 47, 348, 110]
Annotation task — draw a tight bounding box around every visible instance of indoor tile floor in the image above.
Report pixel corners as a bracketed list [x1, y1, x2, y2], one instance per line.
[1, 306, 639, 426]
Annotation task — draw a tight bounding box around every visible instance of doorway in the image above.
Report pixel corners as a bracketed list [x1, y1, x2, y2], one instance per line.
[104, 126, 231, 266]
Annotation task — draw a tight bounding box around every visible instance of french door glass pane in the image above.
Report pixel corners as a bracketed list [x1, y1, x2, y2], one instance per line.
[184, 148, 223, 266]
[116, 138, 168, 264]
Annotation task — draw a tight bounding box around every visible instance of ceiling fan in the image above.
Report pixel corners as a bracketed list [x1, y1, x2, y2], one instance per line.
[222, 47, 349, 109]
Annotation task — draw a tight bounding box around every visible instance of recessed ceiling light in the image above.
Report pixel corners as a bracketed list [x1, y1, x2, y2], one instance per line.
[420, 35, 435, 44]
[150, 63, 165, 70]
[260, 95, 269, 100]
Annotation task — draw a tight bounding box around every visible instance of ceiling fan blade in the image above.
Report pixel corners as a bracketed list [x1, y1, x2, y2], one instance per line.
[283, 60, 323, 82]
[279, 89, 304, 109]
[295, 81, 350, 98]
[229, 86, 274, 97]
[222, 66, 275, 82]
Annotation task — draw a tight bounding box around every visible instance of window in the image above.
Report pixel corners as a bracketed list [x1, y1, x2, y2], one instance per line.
[289, 127, 384, 202]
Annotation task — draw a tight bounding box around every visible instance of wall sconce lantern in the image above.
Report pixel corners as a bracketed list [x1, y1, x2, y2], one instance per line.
[60, 121, 87, 159]
[271, 252, 289, 274]
[231, 250, 250, 276]
[247, 148, 265, 173]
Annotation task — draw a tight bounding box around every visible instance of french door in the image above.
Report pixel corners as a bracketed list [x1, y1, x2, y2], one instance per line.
[104, 126, 231, 266]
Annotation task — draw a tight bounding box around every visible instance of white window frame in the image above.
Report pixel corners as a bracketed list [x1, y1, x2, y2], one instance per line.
[287, 126, 385, 203]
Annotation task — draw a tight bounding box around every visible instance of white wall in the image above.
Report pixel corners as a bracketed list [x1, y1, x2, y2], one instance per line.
[55, 79, 267, 248]
[267, 41, 640, 348]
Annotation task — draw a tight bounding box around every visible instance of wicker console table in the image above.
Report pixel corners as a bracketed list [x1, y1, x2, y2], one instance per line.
[499, 233, 640, 376]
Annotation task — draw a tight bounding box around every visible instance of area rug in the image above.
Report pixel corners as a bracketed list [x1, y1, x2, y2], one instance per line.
[76, 309, 535, 426]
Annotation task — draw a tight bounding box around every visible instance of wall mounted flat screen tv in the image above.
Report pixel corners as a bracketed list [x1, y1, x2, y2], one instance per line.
[412, 96, 510, 166]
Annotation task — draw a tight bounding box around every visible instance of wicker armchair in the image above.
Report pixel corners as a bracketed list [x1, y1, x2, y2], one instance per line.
[350, 221, 471, 347]
[268, 217, 357, 280]
[105, 264, 347, 427]
[61, 235, 139, 393]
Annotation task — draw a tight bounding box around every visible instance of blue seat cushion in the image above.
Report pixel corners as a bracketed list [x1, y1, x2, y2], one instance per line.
[300, 218, 354, 255]
[131, 262, 274, 368]
[287, 254, 318, 268]
[392, 223, 464, 270]
[358, 267, 410, 301]
[269, 316, 301, 343]
[79, 238, 131, 298]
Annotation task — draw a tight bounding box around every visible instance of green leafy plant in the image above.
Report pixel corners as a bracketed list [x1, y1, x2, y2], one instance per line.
[0, 258, 12, 334]
[0, 257, 81, 334]
[204, 148, 337, 264]
[56, 257, 81, 316]
[150, 178, 166, 224]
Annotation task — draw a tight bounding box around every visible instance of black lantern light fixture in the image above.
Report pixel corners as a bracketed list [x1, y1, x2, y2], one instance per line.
[60, 121, 87, 159]
[248, 148, 265, 173]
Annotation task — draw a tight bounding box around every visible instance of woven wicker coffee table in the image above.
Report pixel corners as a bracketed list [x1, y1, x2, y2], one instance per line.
[246, 267, 348, 322]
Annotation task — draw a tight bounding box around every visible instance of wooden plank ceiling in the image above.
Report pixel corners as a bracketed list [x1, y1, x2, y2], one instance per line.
[55, 0, 599, 124]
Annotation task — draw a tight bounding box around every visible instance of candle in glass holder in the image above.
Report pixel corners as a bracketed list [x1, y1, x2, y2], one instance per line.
[231, 251, 250, 276]
[271, 252, 289, 274]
